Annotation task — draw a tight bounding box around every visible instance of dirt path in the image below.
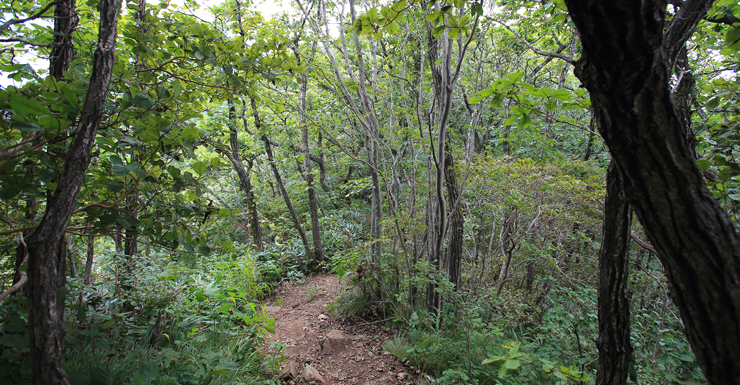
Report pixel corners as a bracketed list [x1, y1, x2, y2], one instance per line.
[264, 274, 417, 385]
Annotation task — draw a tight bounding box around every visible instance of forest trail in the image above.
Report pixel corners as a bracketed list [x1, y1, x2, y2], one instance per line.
[264, 274, 417, 384]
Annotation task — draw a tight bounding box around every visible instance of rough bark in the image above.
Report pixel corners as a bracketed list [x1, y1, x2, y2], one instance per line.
[25, 1, 118, 382]
[49, 0, 76, 80]
[564, 1, 740, 384]
[595, 161, 633, 385]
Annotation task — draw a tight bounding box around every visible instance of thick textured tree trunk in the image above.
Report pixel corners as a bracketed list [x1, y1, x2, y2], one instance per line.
[25, 1, 118, 382]
[564, 1, 740, 384]
[595, 161, 633, 385]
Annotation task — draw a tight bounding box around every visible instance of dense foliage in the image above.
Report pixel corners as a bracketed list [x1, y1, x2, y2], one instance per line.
[1, 0, 739, 384]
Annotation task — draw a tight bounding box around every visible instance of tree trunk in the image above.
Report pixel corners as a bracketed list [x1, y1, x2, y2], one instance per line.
[26, 1, 118, 382]
[49, 0, 76, 80]
[114, 230, 123, 253]
[444, 149, 463, 291]
[123, 190, 138, 288]
[564, 1, 740, 383]
[251, 97, 312, 260]
[595, 161, 633, 385]
[296, 47, 324, 266]
[66, 236, 75, 279]
[583, 113, 595, 161]
[84, 236, 94, 285]
[224, 99, 264, 251]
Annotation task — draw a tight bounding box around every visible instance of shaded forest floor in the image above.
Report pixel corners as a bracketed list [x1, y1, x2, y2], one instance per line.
[263, 274, 419, 384]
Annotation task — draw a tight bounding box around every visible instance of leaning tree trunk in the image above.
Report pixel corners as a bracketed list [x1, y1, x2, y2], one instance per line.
[25, 1, 118, 383]
[224, 98, 264, 251]
[595, 160, 633, 385]
[251, 97, 312, 260]
[563, 1, 740, 384]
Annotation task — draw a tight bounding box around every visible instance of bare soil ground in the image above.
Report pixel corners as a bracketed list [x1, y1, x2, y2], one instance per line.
[263, 274, 419, 385]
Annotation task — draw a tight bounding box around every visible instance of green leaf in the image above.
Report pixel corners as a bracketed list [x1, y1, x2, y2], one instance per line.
[432, 25, 446, 38]
[192, 161, 207, 176]
[156, 85, 171, 99]
[0, 334, 27, 349]
[504, 359, 521, 369]
[706, 97, 719, 110]
[11, 121, 42, 132]
[474, 2, 483, 15]
[507, 72, 524, 83]
[550, 89, 572, 101]
[133, 94, 155, 109]
[100, 319, 115, 329]
[112, 164, 129, 176]
[198, 245, 211, 256]
[218, 208, 230, 217]
[725, 27, 740, 50]
[697, 159, 711, 172]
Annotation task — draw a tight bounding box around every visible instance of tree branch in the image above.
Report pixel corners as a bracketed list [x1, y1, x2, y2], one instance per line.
[0, 234, 27, 302]
[484, 16, 576, 65]
[0, 1, 60, 33]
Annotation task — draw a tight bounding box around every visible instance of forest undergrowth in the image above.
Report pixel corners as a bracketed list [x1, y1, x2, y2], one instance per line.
[2, 0, 738, 384]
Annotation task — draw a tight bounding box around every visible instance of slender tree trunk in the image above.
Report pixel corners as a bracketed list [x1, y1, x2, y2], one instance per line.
[84, 236, 94, 285]
[224, 99, 264, 251]
[296, 46, 324, 266]
[26, 1, 118, 382]
[245, 163, 263, 251]
[114, 231, 123, 253]
[251, 97, 312, 260]
[444, 149, 463, 290]
[49, 0, 76, 80]
[123, 187, 138, 286]
[66, 236, 75, 279]
[583, 113, 595, 161]
[564, 1, 740, 383]
[595, 161, 633, 385]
